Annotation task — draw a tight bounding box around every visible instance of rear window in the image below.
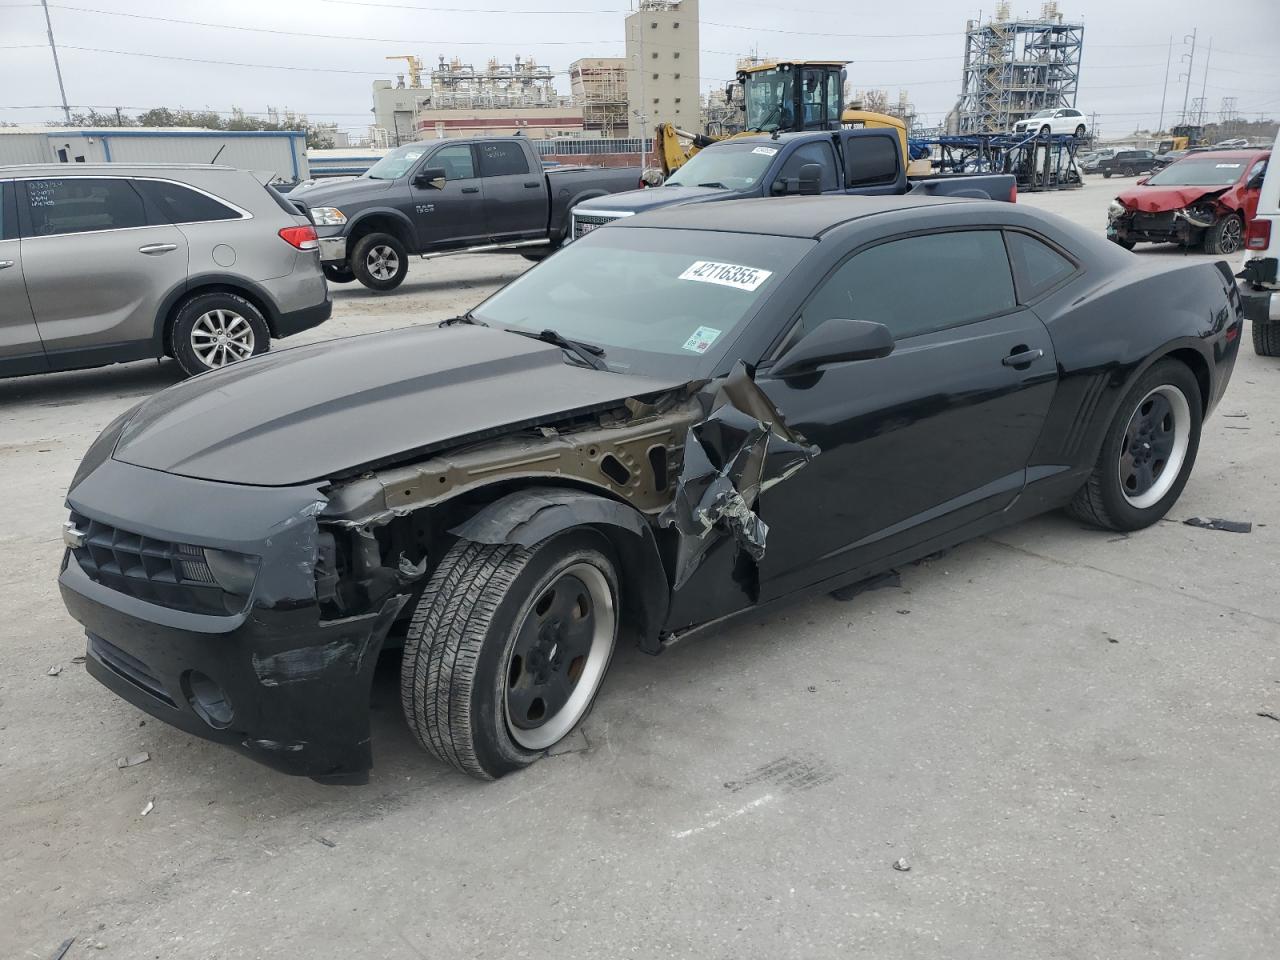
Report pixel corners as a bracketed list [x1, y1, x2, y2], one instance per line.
[134, 180, 242, 224]
[23, 177, 148, 236]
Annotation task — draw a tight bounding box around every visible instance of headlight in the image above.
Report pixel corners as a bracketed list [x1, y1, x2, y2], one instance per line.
[203, 548, 261, 597]
[1108, 200, 1127, 220]
[309, 206, 347, 226]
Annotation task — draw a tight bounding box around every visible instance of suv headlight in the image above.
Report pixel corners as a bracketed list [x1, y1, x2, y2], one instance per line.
[309, 207, 347, 226]
[1108, 199, 1127, 220]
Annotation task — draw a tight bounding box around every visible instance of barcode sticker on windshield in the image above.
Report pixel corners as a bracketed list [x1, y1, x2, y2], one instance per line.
[679, 261, 772, 292]
[752, 146, 779, 156]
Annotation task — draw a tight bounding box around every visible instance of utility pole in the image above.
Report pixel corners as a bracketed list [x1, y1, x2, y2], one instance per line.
[40, 0, 71, 124]
[1197, 37, 1212, 126]
[1157, 35, 1172, 134]
[1179, 28, 1196, 126]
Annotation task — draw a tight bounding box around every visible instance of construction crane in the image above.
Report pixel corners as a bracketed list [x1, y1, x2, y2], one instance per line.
[385, 55, 424, 88]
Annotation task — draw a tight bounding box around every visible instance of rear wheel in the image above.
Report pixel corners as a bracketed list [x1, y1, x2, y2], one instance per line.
[1253, 320, 1280, 357]
[323, 264, 356, 284]
[1203, 213, 1244, 255]
[170, 292, 269, 377]
[1068, 359, 1202, 531]
[351, 232, 409, 292]
[1120, 164, 1135, 177]
[1103, 170, 1113, 179]
[401, 530, 619, 780]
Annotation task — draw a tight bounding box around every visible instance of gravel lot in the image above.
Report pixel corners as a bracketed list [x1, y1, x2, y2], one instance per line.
[3, 178, 1278, 959]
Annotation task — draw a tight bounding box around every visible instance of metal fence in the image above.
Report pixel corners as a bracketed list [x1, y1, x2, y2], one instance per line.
[532, 138, 655, 157]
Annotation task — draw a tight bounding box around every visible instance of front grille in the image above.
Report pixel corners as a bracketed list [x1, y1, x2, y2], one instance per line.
[1131, 211, 1177, 231]
[572, 213, 618, 239]
[68, 512, 235, 615]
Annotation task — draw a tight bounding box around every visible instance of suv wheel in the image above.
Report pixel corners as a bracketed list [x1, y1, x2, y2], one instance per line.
[1074, 124, 1087, 138]
[1040, 124, 1052, 135]
[1203, 213, 1244, 255]
[401, 530, 619, 780]
[351, 232, 409, 292]
[170, 292, 269, 377]
[1103, 169, 1113, 179]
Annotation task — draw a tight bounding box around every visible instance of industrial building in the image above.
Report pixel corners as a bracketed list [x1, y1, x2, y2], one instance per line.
[569, 58, 630, 137]
[624, 0, 700, 139]
[0, 126, 309, 182]
[953, 1, 1084, 134]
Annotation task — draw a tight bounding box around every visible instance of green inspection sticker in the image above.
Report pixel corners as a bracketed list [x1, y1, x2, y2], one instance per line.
[682, 326, 722, 354]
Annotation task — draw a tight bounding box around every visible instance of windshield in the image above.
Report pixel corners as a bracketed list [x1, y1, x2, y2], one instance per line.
[366, 144, 428, 180]
[744, 68, 793, 132]
[1147, 157, 1249, 187]
[470, 227, 813, 378]
[664, 142, 777, 191]
[1028, 109, 1055, 120]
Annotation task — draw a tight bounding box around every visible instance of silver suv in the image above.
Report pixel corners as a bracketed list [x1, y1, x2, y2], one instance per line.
[0, 163, 331, 378]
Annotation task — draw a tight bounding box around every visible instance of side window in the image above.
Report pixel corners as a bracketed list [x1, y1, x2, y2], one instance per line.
[778, 141, 838, 191]
[476, 141, 530, 178]
[134, 180, 241, 224]
[430, 144, 476, 180]
[846, 136, 899, 188]
[1005, 231, 1076, 300]
[0, 182, 13, 241]
[23, 178, 148, 237]
[796, 231, 1016, 344]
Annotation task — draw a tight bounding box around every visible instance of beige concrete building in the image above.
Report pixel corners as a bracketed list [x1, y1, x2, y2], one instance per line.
[415, 106, 585, 140]
[569, 58, 630, 137]
[625, 0, 700, 138]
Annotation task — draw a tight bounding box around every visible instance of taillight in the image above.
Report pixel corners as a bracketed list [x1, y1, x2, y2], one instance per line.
[1245, 218, 1271, 250]
[278, 225, 318, 250]
[1009, 181, 1018, 203]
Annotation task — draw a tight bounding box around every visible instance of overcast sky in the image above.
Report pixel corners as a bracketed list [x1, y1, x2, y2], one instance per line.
[1, 0, 1276, 138]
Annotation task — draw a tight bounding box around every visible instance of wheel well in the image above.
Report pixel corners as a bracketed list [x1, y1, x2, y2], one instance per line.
[162, 283, 276, 354]
[1164, 347, 1211, 413]
[348, 214, 414, 252]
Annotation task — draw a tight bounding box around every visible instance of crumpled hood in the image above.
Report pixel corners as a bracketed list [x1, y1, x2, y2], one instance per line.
[575, 184, 734, 216]
[289, 177, 398, 207]
[112, 325, 685, 487]
[1115, 184, 1228, 214]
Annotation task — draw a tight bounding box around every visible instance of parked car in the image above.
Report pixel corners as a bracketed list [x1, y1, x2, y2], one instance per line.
[1237, 136, 1280, 355]
[1096, 150, 1159, 178]
[1011, 107, 1090, 137]
[59, 194, 1242, 783]
[0, 164, 330, 378]
[1107, 150, 1270, 254]
[1079, 149, 1116, 173]
[569, 129, 1015, 239]
[1214, 138, 1250, 149]
[1151, 146, 1214, 171]
[290, 136, 641, 291]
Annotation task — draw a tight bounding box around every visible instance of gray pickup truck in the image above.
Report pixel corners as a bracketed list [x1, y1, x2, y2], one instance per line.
[291, 136, 641, 291]
[570, 129, 1016, 240]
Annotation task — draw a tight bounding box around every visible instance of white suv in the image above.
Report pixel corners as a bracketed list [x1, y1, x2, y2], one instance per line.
[1238, 131, 1279, 356]
[1012, 108, 1089, 138]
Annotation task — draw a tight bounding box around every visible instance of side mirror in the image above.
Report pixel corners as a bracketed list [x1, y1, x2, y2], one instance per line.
[1136, 176, 1149, 186]
[1248, 171, 1266, 190]
[414, 167, 447, 189]
[797, 162, 822, 195]
[725, 82, 736, 104]
[770, 318, 894, 378]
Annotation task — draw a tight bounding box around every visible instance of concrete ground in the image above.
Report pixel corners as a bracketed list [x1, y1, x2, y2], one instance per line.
[3, 178, 1278, 959]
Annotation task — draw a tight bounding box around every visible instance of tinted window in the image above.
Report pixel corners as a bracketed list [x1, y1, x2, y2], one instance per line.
[476, 141, 530, 177]
[778, 141, 838, 191]
[1006, 231, 1075, 300]
[23, 178, 148, 236]
[0, 182, 13, 241]
[431, 143, 476, 180]
[135, 180, 240, 223]
[847, 136, 899, 188]
[799, 231, 1015, 341]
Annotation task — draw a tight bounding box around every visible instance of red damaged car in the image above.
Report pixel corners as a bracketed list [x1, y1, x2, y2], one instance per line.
[1107, 149, 1269, 254]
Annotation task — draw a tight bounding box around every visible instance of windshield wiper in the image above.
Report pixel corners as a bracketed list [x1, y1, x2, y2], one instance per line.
[697, 181, 728, 189]
[440, 311, 486, 327]
[507, 328, 608, 371]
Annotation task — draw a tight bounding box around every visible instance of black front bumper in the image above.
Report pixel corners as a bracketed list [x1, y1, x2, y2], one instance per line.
[1108, 211, 1199, 246]
[59, 457, 399, 782]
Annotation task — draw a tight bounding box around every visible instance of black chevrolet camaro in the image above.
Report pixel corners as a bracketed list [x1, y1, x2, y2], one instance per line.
[59, 195, 1243, 782]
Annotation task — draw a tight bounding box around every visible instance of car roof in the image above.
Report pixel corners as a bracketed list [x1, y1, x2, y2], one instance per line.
[613, 194, 973, 239]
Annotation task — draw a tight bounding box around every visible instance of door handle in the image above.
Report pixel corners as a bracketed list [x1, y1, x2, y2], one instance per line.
[138, 243, 178, 255]
[461, 186, 480, 194]
[523, 181, 540, 188]
[0, 260, 13, 270]
[1002, 347, 1044, 367]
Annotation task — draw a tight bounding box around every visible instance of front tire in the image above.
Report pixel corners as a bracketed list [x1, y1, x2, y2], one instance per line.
[1103, 170, 1113, 179]
[1203, 213, 1244, 255]
[401, 531, 619, 780]
[351, 232, 409, 292]
[1068, 359, 1202, 531]
[1074, 124, 1087, 138]
[1253, 320, 1280, 357]
[169, 292, 269, 377]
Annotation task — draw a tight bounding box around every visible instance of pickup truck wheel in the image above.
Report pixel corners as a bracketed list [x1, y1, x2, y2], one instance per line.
[323, 264, 356, 284]
[1120, 165, 1136, 177]
[351, 232, 408, 292]
[1253, 320, 1280, 357]
[170, 292, 269, 378]
[1068, 359, 1201, 532]
[401, 530, 619, 780]
[1102, 170, 1113, 179]
[1203, 213, 1244, 255]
